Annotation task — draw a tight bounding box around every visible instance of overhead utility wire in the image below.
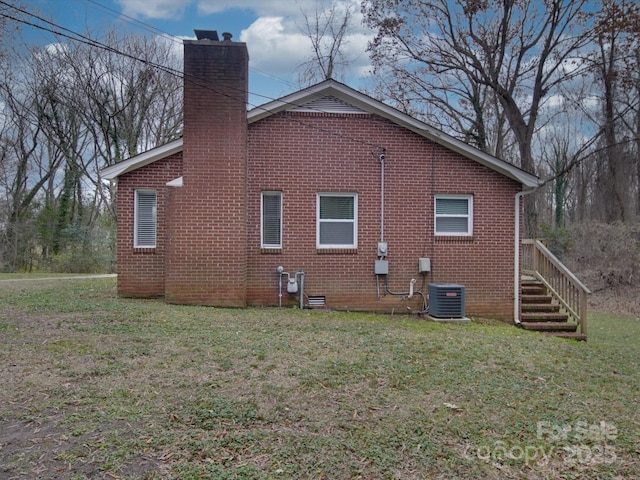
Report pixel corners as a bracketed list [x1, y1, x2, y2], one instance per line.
[0, 1, 285, 105]
[83, 0, 298, 89]
[0, 2, 384, 150]
[83, 0, 180, 45]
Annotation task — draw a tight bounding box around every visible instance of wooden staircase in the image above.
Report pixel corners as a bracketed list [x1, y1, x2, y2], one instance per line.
[520, 279, 587, 341]
[520, 240, 590, 341]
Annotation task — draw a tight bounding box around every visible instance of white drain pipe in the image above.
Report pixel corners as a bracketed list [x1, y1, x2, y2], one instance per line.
[514, 190, 535, 325]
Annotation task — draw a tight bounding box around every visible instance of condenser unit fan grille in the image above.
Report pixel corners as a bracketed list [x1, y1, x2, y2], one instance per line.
[428, 283, 465, 318]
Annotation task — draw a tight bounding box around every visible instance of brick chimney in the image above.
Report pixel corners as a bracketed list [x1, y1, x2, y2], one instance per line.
[165, 31, 249, 306]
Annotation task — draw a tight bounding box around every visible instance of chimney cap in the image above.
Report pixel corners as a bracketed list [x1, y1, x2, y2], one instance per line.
[194, 30, 219, 41]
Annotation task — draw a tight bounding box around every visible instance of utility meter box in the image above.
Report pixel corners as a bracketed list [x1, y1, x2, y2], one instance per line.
[377, 242, 388, 257]
[418, 257, 431, 273]
[375, 260, 389, 275]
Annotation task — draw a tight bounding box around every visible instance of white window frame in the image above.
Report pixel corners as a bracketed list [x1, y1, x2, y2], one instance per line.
[261, 191, 282, 248]
[316, 192, 358, 249]
[434, 194, 473, 236]
[134, 189, 157, 248]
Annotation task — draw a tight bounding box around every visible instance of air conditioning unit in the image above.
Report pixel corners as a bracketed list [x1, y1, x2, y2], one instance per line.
[428, 283, 465, 318]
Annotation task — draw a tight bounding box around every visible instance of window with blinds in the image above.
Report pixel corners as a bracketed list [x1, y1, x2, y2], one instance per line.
[261, 191, 282, 248]
[134, 190, 157, 248]
[317, 193, 357, 248]
[435, 195, 473, 235]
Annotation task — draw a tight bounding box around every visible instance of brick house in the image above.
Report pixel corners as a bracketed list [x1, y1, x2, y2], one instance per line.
[101, 31, 541, 321]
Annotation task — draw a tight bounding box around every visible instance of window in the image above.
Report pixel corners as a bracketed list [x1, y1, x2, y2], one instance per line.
[435, 195, 473, 236]
[134, 190, 157, 247]
[317, 193, 357, 248]
[261, 191, 282, 248]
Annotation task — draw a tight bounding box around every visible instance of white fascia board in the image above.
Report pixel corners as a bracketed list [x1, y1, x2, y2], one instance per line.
[100, 138, 183, 181]
[249, 80, 542, 189]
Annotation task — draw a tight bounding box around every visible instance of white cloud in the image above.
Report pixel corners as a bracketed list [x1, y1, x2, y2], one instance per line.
[197, 0, 329, 17]
[581, 95, 599, 111]
[43, 42, 69, 56]
[545, 94, 564, 109]
[115, 0, 193, 19]
[116, 0, 338, 18]
[238, 3, 373, 82]
[240, 17, 310, 75]
[115, 0, 373, 89]
[560, 57, 584, 76]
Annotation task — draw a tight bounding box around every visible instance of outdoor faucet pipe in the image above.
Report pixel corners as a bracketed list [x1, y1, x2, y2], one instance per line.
[408, 278, 416, 299]
[383, 276, 427, 313]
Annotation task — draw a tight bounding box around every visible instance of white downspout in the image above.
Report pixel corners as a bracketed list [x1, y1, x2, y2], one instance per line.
[514, 190, 535, 324]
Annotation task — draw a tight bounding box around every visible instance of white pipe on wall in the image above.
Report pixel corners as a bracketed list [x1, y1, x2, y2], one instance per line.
[514, 190, 535, 324]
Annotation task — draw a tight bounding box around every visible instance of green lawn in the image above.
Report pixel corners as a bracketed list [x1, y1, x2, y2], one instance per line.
[0, 276, 638, 479]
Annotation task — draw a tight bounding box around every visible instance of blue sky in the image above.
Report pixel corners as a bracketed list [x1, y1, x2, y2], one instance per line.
[19, 0, 374, 107]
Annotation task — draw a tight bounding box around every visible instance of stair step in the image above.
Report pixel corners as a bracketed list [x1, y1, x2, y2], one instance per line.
[520, 322, 577, 332]
[522, 303, 560, 312]
[519, 278, 586, 341]
[522, 285, 546, 295]
[521, 294, 553, 304]
[543, 331, 587, 341]
[521, 312, 569, 322]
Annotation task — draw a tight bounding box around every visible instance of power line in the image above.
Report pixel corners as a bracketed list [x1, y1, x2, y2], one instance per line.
[0, 1, 384, 150]
[83, 0, 181, 45]
[81, 0, 298, 89]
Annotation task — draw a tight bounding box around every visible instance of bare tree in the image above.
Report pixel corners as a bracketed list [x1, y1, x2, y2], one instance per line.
[0, 63, 63, 270]
[603, 0, 640, 219]
[364, 0, 592, 172]
[363, 0, 594, 234]
[29, 29, 183, 223]
[577, 0, 640, 222]
[0, 25, 183, 271]
[297, 0, 356, 85]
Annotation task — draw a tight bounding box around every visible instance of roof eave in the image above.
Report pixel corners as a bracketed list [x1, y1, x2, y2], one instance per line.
[100, 138, 183, 181]
[103, 81, 541, 188]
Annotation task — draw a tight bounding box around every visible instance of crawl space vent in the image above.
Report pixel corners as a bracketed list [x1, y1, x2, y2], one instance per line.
[307, 296, 326, 308]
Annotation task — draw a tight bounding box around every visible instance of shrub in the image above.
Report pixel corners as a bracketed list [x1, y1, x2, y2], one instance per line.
[565, 220, 640, 292]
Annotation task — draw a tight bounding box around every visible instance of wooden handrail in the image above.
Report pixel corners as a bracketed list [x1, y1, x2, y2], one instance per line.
[522, 239, 591, 336]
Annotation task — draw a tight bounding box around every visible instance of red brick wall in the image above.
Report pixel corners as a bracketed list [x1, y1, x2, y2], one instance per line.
[116, 154, 183, 297]
[164, 39, 249, 306]
[246, 112, 521, 320]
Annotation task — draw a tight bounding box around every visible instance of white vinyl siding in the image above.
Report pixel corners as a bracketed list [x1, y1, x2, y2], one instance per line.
[134, 190, 157, 248]
[317, 193, 357, 248]
[435, 195, 473, 236]
[261, 191, 282, 248]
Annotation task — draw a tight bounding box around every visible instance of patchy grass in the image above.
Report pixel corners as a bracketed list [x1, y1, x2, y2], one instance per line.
[0, 277, 638, 479]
